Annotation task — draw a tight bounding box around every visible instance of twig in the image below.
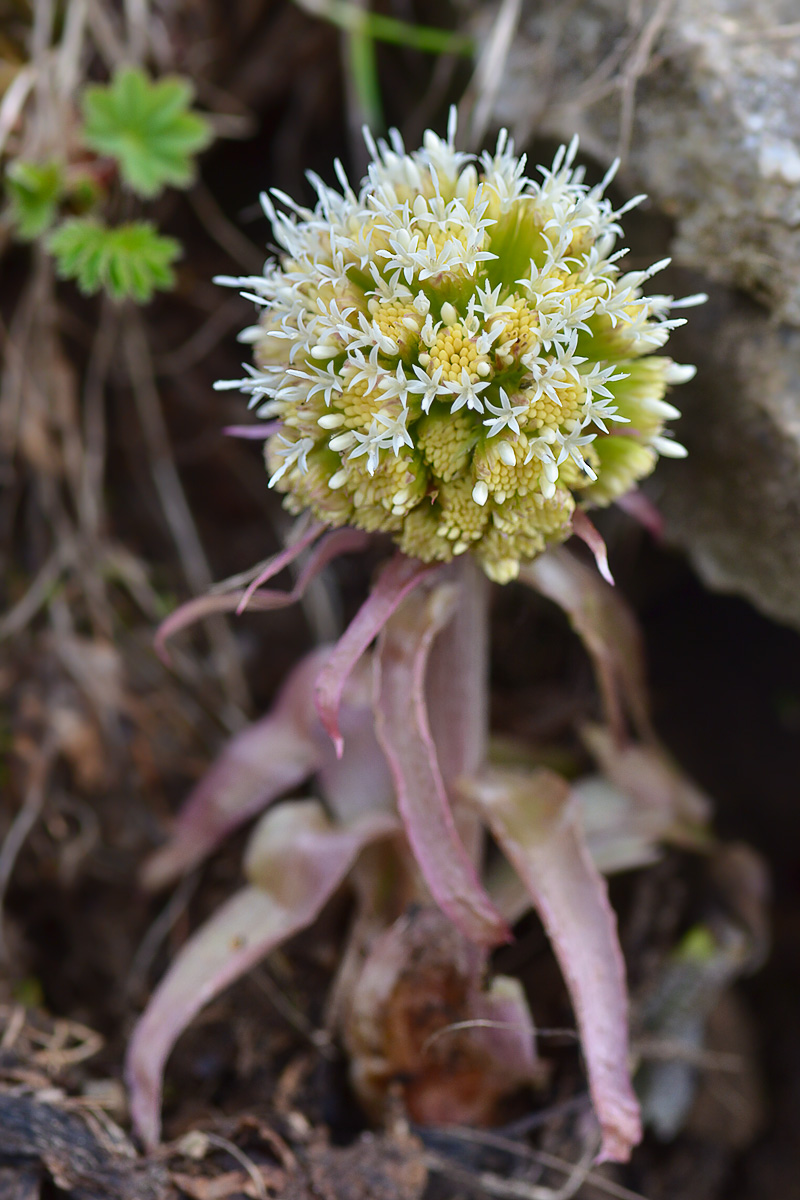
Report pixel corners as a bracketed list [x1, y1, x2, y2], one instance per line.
[426, 1126, 651, 1200]
[635, 1036, 743, 1073]
[122, 310, 251, 722]
[155, 296, 248, 376]
[79, 297, 118, 542]
[0, 1006, 27, 1050]
[250, 965, 336, 1058]
[460, 0, 523, 149]
[0, 550, 63, 640]
[0, 730, 59, 963]
[196, 1132, 269, 1200]
[735, 21, 800, 40]
[501, 0, 582, 149]
[32, 1016, 104, 1068]
[0, 262, 47, 461]
[0, 66, 36, 158]
[616, 0, 674, 162]
[84, 0, 127, 68]
[126, 873, 200, 1001]
[499, 1095, 591, 1138]
[423, 1146, 599, 1200]
[423, 1020, 579, 1057]
[55, 0, 88, 100]
[123, 0, 150, 63]
[31, 0, 56, 62]
[188, 182, 265, 274]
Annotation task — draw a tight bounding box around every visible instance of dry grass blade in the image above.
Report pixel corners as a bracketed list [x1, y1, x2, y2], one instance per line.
[424, 1137, 598, 1200]
[122, 312, 251, 720]
[426, 1125, 652, 1200]
[0, 551, 63, 641]
[0, 730, 59, 963]
[460, 0, 522, 149]
[79, 297, 118, 541]
[155, 296, 249, 376]
[196, 1132, 269, 1200]
[55, 0, 88, 99]
[0, 66, 37, 157]
[123, 0, 150, 63]
[616, 0, 674, 161]
[188, 182, 265, 274]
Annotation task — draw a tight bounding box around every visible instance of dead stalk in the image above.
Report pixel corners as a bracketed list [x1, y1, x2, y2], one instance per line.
[0, 731, 59, 963]
[123, 311, 252, 720]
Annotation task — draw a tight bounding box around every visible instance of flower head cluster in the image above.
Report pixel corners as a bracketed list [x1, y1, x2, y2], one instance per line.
[218, 114, 700, 582]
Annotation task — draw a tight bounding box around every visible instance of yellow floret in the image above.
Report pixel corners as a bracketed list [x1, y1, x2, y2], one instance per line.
[473, 436, 547, 502]
[254, 311, 292, 368]
[272, 448, 354, 527]
[368, 296, 422, 356]
[489, 296, 538, 364]
[337, 374, 381, 430]
[476, 490, 574, 582]
[435, 477, 491, 548]
[425, 322, 490, 384]
[397, 504, 455, 564]
[526, 382, 584, 431]
[416, 409, 477, 482]
[345, 452, 426, 523]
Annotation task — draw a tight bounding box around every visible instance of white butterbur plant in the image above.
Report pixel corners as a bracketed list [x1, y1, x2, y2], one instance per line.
[214, 115, 699, 583]
[127, 115, 710, 1166]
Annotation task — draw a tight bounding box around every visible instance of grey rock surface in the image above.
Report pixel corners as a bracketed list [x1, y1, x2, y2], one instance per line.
[660, 292, 800, 630]
[491, 0, 800, 325]
[479, 0, 800, 627]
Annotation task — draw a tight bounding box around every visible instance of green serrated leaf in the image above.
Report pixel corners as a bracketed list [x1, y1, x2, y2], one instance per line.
[81, 67, 213, 199]
[48, 218, 181, 303]
[5, 160, 65, 239]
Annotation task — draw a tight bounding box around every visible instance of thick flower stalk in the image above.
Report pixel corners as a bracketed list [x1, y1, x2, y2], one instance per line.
[218, 114, 697, 583]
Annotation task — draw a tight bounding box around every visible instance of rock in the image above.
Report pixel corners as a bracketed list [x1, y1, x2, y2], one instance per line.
[490, 0, 800, 325]
[480, 0, 800, 626]
[659, 291, 800, 630]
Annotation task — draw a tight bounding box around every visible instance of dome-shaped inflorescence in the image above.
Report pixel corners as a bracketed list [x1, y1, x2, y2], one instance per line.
[217, 115, 700, 583]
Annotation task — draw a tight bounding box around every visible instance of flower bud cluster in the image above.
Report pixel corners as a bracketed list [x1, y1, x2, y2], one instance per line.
[218, 114, 700, 582]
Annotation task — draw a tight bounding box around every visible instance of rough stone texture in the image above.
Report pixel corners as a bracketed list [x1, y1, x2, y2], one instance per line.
[478, 0, 800, 628]
[659, 291, 800, 629]
[491, 0, 800, 325]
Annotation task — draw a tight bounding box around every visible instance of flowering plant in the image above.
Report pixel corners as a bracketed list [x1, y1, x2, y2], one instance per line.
[126, 115, 707, 1165]
[216, 112, 696, 583]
